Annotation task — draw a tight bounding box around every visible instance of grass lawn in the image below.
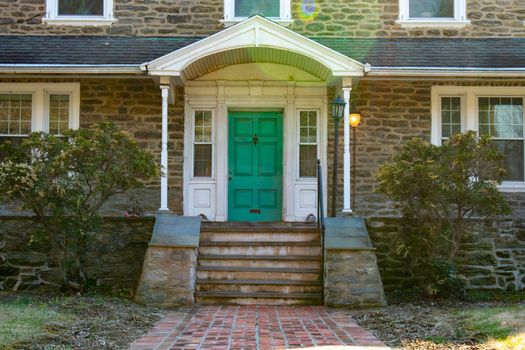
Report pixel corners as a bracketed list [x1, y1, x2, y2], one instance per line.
[0, 297, 73, 349]
[0, 292, 162, 350]
[458, 304, 525, 350]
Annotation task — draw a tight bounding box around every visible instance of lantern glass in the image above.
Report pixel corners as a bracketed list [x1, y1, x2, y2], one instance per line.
[331, 96, 346, 120]
[349, 113, 361, 128]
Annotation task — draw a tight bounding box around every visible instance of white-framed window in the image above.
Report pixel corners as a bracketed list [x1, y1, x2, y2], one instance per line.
[397, 0, 469, 27]
[43, 0, 116, 26]
[222, 0, 292, 26]
[0, 83, 80, 139]
[298, 110, 318, 178]
[193, 110, 213, 178]
[432, 86, 525, 192]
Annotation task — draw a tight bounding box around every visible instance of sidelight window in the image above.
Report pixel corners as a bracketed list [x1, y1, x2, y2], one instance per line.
[298, 110, 318, 178]
[193, 110, 213, 178]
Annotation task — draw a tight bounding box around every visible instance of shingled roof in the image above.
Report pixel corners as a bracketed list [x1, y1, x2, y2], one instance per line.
[1, 35, 524, 70]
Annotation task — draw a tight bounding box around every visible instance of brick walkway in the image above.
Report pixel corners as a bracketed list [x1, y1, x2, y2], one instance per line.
[129, 305, 389, 350]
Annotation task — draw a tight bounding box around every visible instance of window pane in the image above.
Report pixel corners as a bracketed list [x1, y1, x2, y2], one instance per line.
[194, 111, 212, 143]
[299, 145, 317, 177]
[478, 97, 523, 138]
[49, 94, 70, 135]
[0, 94, 32, 135]
[441, 96, 461, 140]
[495, 140, 524, 181]
[409, 0, 454, 18]
[58, 0, 104, 16]
[235, 0, 280, 17]
[194, 144, 212, 177]
[299, 111, 318, 177]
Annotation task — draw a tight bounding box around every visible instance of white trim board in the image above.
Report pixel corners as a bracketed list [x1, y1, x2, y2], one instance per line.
[183, 80, 328, 222]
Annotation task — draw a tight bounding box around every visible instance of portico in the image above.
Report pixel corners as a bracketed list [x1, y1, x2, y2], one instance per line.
[144, 16, 365, 221]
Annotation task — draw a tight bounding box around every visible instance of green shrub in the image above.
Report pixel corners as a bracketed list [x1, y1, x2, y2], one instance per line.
[377, 132, 510, 296]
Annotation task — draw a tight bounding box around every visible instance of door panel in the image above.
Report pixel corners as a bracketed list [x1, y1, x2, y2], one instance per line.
[228, 111, 283, 222]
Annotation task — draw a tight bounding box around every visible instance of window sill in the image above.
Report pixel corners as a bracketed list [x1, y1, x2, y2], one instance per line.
[498, 181, 525, 193]
[42, 17, 117, 26]
[396, 19, 470, 28]
[220, 18, 293, 27]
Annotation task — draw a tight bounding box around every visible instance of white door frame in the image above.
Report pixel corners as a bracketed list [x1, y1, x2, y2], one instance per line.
[183, 80, 328, 221]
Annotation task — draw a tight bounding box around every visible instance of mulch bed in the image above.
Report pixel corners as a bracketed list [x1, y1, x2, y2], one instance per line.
[0, 291, 164, 350]
[352, 301, 505, 350]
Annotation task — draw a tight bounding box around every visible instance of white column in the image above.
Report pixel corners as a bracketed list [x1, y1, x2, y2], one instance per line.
[159, 85, 170, 212]
[342, 87, 352, 213]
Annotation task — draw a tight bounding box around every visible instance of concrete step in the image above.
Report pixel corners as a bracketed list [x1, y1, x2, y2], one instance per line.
[195, 291, 322, 305]
[200, 223, 320, 234]
[198, 242, 321, 256]
[198, 255, 321, 269]
[200, 231, 320, 243]
[196, 280, 322, 293]
[198, 257, 321, 269]
[196, 268, 321, 281]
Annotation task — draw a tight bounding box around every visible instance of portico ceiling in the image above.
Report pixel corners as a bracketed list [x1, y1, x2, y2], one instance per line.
[183, 47, 332, 81]
[142, 15, 364, 80]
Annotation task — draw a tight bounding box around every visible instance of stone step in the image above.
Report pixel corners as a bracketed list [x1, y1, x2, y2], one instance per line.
[200, 231, 320, 243]
[198, 256, 321, 269]
[198, 243, 321, 256]
[200, 223, 320, 234]
[195, 291, 322, 305]
[196, 268, 321, 281]
[196, 280, 322, 293]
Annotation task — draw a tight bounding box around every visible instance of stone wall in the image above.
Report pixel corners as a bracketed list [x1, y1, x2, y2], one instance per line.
[367, 217, 525, 293]
[0, 0, 524, 37]
[0, 216, 154, 291]
[348, 79, 525, 218]
[0, 77, 185, 216]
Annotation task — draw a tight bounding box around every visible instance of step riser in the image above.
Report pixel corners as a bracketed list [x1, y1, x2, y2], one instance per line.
[195, 297, 321, 305]
[198, 259, 321, 269]
[200, 232, 320, 242]
[196, 284, 321, 293]
[196, 270, 321, 281]
[199, 246, 321, 256]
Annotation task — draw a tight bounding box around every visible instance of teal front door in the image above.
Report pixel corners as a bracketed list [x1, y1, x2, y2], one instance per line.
[228, 111, 283, 222]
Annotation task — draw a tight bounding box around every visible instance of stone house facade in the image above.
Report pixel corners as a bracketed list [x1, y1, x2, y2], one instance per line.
[1, 0, 525, 303]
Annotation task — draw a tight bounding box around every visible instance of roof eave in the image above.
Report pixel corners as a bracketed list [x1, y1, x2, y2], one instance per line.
[0, 64, 143, 74]
[368, 66, 525, 77]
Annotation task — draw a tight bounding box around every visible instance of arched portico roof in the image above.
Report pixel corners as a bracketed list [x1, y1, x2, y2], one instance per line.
[142, 16, 364, 79]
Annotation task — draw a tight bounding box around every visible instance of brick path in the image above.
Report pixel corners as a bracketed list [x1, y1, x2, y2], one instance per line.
[129, 305, 389, 350]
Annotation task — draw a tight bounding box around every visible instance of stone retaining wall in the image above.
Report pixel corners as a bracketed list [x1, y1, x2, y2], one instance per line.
[367, 217, 525, 293]
[0, 216, 154, 291]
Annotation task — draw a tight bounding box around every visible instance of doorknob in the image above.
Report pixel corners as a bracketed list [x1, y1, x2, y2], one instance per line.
[229, 171, 232, 181]
[252, 134, 259, 146]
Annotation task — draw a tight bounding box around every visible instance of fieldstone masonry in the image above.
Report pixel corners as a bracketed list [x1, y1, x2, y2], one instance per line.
[0, 0, 524, 37]
[134, 246, 197, 306]
[0, 216, 154, 291]
[368, 218, 525, 292]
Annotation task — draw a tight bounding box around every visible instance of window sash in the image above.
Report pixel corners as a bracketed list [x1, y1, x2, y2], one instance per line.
[223, 0, 290, 20]
[0, 94, 33, 136]
[433, 87, 525, 186]
[46, 0, 114, 19]
[398, 0, 466, 21]
[193, 110, 213, 178]
[298, 110, 318, 178]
